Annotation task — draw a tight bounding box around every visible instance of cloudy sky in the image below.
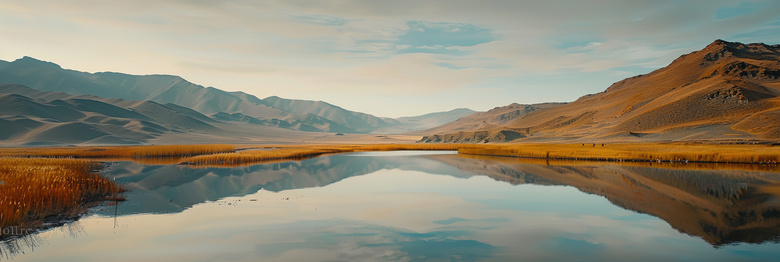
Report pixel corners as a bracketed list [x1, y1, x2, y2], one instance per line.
[2, 1, 779, 117]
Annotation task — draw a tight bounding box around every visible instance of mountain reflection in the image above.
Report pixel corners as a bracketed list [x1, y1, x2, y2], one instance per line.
[98, 151, 780, 247]
[98, 152, 473, 216]
[5, 151, 780, 260]
[443, 155, 780, 247]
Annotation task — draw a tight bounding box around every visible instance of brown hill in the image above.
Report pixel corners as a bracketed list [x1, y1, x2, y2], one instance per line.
[421, 40, 780, 143]
[419, 103, 564, 142]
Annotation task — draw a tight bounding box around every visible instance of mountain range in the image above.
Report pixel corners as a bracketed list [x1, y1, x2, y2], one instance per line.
[1, 39, 779, 145]
[421, 40, 780, 143]
[0, 57, 474, 145]
[0, 57, 475, 132]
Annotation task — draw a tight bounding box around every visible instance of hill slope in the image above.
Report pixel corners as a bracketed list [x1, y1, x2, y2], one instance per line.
[419, 103, 564, 142]
[373, 108, 477, 134]
[422, 40, 780, 143]
[0, 84, 219, 145]
[0, 58, 398, 133]
[0, 84, 343, 146]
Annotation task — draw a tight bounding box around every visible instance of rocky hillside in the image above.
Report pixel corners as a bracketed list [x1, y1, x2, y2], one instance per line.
[421, 40, 780, 143]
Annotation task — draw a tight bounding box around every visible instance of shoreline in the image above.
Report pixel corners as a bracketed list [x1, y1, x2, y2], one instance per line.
[2, 143, 780, 166]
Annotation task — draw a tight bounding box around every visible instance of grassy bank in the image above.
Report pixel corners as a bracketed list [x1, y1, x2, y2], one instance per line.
[0, 158, 123, 231]
[3, 143, 778, 166]
[0, 144, 236, 158]
[180, 144, 462, 166]
[179, 148, 343, 166]
[458, 143, 780, 164]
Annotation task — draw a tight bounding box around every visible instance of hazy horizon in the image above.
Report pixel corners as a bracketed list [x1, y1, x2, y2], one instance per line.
[2, 0, 779, 117]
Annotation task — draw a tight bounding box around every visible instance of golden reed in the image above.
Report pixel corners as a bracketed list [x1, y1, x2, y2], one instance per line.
[0, 158, 122, 230]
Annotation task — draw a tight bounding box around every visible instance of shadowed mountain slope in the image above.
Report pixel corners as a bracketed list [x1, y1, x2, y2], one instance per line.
[0, 84, 219, 145]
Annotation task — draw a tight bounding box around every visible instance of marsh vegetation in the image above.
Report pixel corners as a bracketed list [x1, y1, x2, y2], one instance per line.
[0, 158, 122, 238]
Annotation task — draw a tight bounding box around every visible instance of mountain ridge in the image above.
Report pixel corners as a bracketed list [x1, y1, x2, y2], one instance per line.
[0, 83, 447, 146]
[0, 84, 363, 146]
[421, 39, 780, 143]
[0, 84, 214, 145]
[0, 57, 434, 134]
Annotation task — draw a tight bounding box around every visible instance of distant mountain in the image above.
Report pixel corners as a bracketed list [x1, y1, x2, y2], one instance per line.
[0, 84, 331, 146]
[0, 84, 210, 145]
[0, 57, 408, 133]
[422, 40, 780, 143]
[373, 108, 477, 134]
[263, 96, 393, 133]
[419, 103, 563, 142]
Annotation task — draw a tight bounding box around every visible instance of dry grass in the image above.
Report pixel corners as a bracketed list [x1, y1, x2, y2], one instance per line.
[0, 144, 236, 159]
[180, 148, 342, 165]
[457, 143, 780, 164]
[0, 158, 122, 229]
[182, 143, 780, 166]
[181, 144, 463, 166]
[2, 143, 779, 167]
[95, 156, 187, 165]
[247, 144, 462, 151]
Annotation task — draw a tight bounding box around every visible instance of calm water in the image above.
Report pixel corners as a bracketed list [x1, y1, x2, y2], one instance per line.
[3, 151, 780, 261]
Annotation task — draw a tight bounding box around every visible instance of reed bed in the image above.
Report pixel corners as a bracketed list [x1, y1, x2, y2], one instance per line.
[181, 144, 463, 166]
[183, 143, 780, 166]
[457, 143, 780, 164]
[0, 158, 122, 230]
[123, 144, 236, 157]
[94, 157, 187, 166]
[179, 148, 344, 165]
[0, 144, 236, 159]
[3, 143, 779, 167]
[249, 144, 462, 151]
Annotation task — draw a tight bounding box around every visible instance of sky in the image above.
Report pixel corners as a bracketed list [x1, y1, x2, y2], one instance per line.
[1, 1, 780, 118]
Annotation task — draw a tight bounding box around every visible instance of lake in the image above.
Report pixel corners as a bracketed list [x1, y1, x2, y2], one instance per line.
[3, 151, 780, 261]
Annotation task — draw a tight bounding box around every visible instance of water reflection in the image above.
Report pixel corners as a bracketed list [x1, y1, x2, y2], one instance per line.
[3, 151, 780, 261]
[446, 155, 780, 246]
[0, 222, 85, 260]
[250, 220, 498, 261]
[96, 151, 472, 215]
